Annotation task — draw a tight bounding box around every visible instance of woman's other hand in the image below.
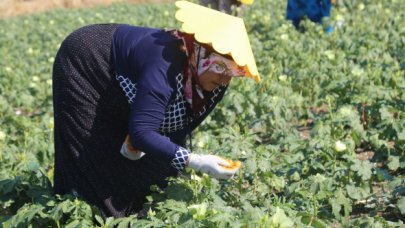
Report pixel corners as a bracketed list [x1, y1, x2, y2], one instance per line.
[187, 154, 239, 179]
[120, 135, 146, 160]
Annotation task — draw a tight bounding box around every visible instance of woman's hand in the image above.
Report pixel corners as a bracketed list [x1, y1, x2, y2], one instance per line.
[120, 138, 146, 160]
[187, 154, 239, 179]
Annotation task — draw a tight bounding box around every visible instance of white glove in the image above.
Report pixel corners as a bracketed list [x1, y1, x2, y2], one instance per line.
[120, 142, 145, 161]
[187, 154, 239, 179]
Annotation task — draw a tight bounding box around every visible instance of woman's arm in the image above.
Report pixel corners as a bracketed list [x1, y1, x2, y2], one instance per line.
[127, 47, 192, 170]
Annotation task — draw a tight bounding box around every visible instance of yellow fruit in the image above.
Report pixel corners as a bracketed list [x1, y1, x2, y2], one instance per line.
[220, 159, 242, 170]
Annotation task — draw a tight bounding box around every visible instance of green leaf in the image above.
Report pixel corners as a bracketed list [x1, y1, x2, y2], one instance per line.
[387, 156, 400, 171]
[350, 159, 373, 180]
[346, 185, 370, 200]
[94, 214, 104, 226]
[165, 184, 193, 202]
[397, 129, 405, 141]
[379, 107, 394, 122]
[299, 212, 327, 228]
[329, 189, 352, 219]
[375, 168, 393, 182]
[65, 220, 80, 228]
[269, 175, 286, 192]
[116, 219, 132, 228]
[0, 178, 19, 194]
[187, 203, 208, 221]
[269, 207, 294, 228]
[397, 197, 405, 215]
[27, 162, 40, 171]
[208, 211, 234, 225]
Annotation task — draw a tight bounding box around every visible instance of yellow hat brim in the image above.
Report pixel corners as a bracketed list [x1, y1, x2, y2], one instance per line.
[175, 0, 260, 82]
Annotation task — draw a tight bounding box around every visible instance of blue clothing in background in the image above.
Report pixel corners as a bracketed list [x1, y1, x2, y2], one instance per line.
[286, 0, 332, 28]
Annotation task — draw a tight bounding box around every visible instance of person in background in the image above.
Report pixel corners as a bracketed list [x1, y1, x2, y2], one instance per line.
[199, 0, 254, 16]
[52, 0, 259, 218]
[286, 0, 332, 29]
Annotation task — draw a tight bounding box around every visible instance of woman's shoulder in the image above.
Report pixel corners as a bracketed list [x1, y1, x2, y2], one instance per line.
[112, 25, 186, 89]
[115, 24, 160, 36]
[114, 25, 179, 45]
[114, 24, 184, 59]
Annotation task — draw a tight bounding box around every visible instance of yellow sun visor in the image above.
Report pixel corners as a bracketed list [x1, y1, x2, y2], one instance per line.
[175, 0, 260, 82]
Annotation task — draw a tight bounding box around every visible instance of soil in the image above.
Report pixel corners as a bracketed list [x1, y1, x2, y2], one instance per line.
[0, 0, 171, 19]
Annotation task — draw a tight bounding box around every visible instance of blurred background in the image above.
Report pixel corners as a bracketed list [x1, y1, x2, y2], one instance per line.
[0, 0, 404, 227]
[0, 0, 170, 18]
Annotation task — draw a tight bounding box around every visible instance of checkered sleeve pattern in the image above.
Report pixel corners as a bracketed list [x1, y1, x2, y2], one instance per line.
[196, 86, 223, 118]
[171, 147, 190, 171]
[159, 73, 187, 133]
[116, 75, 137, 104]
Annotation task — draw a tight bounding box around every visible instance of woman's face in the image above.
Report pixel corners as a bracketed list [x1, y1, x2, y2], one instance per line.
[199, 70, 232, 91]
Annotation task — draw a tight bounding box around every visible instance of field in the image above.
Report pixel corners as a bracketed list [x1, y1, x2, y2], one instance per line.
[0, 0, 404, 227]
[0, 0, 170, 19]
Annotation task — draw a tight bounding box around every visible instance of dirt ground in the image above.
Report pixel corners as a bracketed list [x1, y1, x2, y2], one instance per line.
[0, 0, 171, 19]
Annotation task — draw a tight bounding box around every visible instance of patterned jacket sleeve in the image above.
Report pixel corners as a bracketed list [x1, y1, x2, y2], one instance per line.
[127, 78, 190, 171]
[125, 34, 190, 171]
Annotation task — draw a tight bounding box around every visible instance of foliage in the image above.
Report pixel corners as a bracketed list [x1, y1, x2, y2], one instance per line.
[0, 0, 404, 227]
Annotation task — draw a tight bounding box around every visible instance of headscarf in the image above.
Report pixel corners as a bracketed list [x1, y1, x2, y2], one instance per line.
[173, 30, 248, 117]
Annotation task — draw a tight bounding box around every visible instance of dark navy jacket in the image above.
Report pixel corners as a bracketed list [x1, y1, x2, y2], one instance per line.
[111, 24, 226, 164]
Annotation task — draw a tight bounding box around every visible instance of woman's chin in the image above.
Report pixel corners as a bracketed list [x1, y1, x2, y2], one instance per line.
[201, 85, 216, 92]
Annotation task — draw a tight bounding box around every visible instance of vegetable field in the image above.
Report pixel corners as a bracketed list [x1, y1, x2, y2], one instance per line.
[0, 0, 404, 227]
